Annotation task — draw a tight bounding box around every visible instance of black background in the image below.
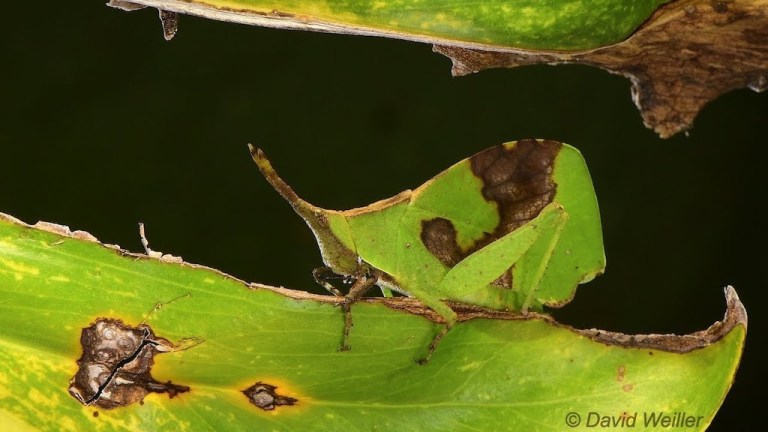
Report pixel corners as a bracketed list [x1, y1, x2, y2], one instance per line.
[1, 3, 766, 430]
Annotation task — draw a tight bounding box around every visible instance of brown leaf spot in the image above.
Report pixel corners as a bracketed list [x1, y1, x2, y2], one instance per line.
[710, 0, 729, 13]
[617, 366, 634, 392]
[617, 365, 626, 382]
[243, 382, 298, 411]
[68, 318, 190, 409]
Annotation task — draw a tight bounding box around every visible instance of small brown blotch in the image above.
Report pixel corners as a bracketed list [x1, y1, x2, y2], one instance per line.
[616, 366, 626, 382]
[492, 270, 513, 289]
[711, 0, 729, 13]
[68, 318, 191, 409]
[243, 382, 298, 411]
[622, 384, 635, 392]
[92, 411, 99, 418]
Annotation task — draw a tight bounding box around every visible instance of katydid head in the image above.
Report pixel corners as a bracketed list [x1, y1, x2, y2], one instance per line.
[248, 145, 361, 277]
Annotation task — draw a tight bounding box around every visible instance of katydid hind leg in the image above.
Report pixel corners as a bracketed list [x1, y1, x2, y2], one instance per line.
[416, 208, 567, 363]
[437, 204, 566, 305]
[518, 208, 569, 311]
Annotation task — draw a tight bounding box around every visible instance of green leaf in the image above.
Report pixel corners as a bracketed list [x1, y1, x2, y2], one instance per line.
[0, 213, 745, 430]
[109, 0, 671, 50]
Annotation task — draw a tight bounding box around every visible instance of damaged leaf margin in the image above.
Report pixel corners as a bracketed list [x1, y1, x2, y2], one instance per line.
[0, 211, 747, 353]
[372, 285, 747, 355]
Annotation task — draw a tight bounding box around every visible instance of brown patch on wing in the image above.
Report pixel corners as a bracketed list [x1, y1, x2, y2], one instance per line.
[421, 217, 514, 288]
[420, 218, 463, 268]
[420, 140, 561, 272]
[470, 139, 560, 239]
[417, 140, 561, 293]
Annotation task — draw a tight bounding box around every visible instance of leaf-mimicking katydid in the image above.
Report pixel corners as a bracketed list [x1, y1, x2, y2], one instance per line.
[249, 140, 605, 362]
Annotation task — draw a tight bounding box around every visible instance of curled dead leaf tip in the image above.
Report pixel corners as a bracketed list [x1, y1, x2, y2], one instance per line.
[724, 285, 748, 331]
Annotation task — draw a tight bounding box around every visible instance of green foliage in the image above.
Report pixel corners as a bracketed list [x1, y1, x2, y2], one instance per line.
[0, 215, 744, 431]
[119, 0, 671, 50]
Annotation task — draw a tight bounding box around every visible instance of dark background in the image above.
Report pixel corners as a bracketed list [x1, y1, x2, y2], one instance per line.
[1, 3, 765, 430]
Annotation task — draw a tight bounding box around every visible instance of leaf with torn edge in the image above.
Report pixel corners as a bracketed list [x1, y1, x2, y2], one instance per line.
[0, 213, 746, 430]
[108, 0, 767, 138]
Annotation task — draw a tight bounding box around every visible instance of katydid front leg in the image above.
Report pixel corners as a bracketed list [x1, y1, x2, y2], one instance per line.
[417, 204, 568, 363]
[312, 266, 347, 297]
[313, 266, 381, 351]
[340, 272, 380, 351]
